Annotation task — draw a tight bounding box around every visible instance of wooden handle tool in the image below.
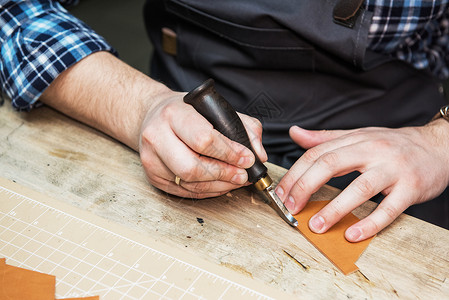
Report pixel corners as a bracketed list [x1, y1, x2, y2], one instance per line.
[184, 79, 298, 227]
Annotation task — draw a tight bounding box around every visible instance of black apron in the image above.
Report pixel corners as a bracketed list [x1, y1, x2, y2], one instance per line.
[143, 0, 449, 229]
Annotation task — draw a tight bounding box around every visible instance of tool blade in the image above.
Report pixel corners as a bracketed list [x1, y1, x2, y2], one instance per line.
[262, 185, 298, 227]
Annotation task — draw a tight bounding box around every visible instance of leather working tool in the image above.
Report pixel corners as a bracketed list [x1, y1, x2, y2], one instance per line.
[184, 79, 298, 227]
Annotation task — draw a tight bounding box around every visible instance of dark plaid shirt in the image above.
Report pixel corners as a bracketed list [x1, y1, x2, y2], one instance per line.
[0, 0, 114, 111]
[1, 0, 448, 111]
[367, 0, 449, 78]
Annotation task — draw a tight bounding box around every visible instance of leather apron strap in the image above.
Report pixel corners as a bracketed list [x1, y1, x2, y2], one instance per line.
[333, 0, 365, 28]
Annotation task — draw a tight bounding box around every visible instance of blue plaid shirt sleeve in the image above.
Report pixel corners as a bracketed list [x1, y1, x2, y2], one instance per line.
[0, 0, 116, 111]
[366, 0, 449, 79]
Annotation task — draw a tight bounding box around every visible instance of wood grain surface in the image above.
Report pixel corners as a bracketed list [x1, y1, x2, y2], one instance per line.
[1, 102, 448, 299]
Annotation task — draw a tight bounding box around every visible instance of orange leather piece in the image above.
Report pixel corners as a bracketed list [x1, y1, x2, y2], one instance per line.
[293, 201, 373, 275]
[62, 298, 99, 300]
[0, 259, 55, 299]
[0, 258, 99, 300]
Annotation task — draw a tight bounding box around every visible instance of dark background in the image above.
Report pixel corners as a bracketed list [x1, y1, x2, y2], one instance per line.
[69, 0, 152, 74]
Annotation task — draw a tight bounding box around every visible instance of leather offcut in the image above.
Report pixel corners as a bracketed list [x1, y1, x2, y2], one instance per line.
[293, 201, 373, 275]
[0, 258, 99, 300]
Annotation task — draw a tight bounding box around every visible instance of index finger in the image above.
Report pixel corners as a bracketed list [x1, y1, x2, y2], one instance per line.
[276, 135, 363, 209]
[172, 104, 255, 168]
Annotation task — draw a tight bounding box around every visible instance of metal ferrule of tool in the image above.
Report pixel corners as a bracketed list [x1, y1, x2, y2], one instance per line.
[184, 79, 298, 227]
[254, 174, 298, 227]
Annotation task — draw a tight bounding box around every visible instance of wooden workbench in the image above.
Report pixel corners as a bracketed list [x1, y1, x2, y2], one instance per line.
[1, 102, 448, 299]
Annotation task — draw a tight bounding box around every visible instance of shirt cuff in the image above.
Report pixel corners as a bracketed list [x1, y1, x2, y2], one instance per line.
[0, 1, 117, 111]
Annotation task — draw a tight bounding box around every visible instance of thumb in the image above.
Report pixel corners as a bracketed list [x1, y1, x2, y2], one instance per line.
[289, 125, 352, 149]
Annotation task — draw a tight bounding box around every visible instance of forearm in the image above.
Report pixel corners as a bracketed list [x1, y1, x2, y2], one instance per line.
[40, 51, 174, 151]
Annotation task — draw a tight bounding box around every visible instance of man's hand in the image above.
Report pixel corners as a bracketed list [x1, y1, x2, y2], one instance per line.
[276, 121, 449, 242]
[40, 51, 266, 198]
[139, 93, 266, 198]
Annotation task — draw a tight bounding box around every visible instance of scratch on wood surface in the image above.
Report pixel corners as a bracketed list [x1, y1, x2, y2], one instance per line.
[49, 149, 87, 161]
[6, 122, 24, 143]
[382, 274, 399, 297]
[358, 270, 370, 282]
[269, 249, 284, 273]
[392, 288, 399, 297]
[283, 250, 309, 271]
[250, 194, 260, 205]
[287, 244, 319, 262]
[334, 283, 345, 293]
[425, 274, 446, 284]
[220, 262, 253, 278]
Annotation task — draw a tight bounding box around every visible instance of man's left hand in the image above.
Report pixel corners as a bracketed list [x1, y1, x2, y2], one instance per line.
[276, 120, 449, 242]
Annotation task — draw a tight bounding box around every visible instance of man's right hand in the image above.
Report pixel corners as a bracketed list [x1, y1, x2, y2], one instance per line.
[40, 51, 266, 198]
[139, 92, 267, 198]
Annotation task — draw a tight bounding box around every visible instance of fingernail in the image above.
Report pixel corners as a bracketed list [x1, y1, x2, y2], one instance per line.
[231, 170, 247, 184]
[290, 125, 301, 134]
[275, 186, 284, 198]
[346, 227, 363, 242]
[285, 195, 295, 211]
[253, 143, 261, 157]
[237, 156, 254, 168]
[309, 215, 325, 233]
[254, 143, 268, 162]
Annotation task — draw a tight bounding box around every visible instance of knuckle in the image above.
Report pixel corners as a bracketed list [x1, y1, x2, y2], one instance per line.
[373, 138, 392, 150]
[392, 152, 409, 167]
[140, 152, 157, 170]
[363, 217, 382, 234]
[379, 204, 399, 221]
[279, 175, 295, 190]
[177, 166, 196, 182]
[190, 181, 213, 193]
[352, 176, 375, 197]
[194, 134, 215, 153]
[303, 147, 322, 163]
[181, 159, 217, 181]
[327, 200, 345, 218]
[199, 164, 218, 180]
[404, 174, 424, 191]
[318, 151, 339, 170]
[215, 166, 228, 180]
[139, 153, 151, 168]
[293, 177, 308, 193]
[159, 102, 176, 120]
[140, 129, 156, 148]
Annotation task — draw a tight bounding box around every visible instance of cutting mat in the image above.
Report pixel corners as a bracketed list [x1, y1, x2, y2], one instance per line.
[0, 177, 287, 299]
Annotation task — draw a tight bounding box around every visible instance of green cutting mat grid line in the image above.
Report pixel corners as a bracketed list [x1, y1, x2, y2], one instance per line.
[0, 186, 274, 299]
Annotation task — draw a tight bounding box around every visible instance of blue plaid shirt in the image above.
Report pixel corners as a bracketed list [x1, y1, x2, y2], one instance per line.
[0, 0, 114, 111]
[366, 0, 449, 79]
[1, 1, 448, 111]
